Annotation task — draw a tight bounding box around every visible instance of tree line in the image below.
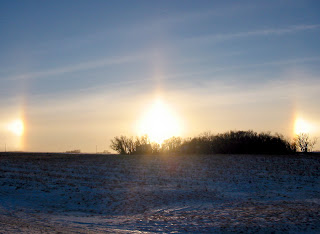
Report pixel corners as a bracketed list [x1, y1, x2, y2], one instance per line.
[110, 130, 317, 155]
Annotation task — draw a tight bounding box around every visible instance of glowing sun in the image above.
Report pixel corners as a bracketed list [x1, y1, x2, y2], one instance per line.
[7, 119, 24, 136]
[294, 118, 312, 135]
[137, 99, 181, 144]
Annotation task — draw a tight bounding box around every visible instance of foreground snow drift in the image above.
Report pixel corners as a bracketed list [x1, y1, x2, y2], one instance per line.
[0, 153, 319, 233]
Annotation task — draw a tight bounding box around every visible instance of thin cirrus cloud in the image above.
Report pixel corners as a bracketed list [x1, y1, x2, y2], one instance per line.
[145, 4, 252, 27]
[20, 4, 257, 56]
[38, 56, 320, 96]
[153, 56, 320, 87]
[33, 55, 320, 105]
[3, 53, 147, 81]
[4, 23, 318, 82]
[184, 24, 320, 44]
[21, 6, 249, 56]
[206, 56, 320, 73]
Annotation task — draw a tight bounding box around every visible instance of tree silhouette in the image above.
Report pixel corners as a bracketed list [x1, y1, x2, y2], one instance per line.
[295, 133, 317, 153]
[110, 136, 134, 155]
[110, 131, 296, 155]
[111, 135, 156, 155]
[151, 142, 161, 154]
[161, 136, 182, 154]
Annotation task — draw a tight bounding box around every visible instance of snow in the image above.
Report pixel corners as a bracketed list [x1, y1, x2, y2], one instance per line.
[0, 153, 319, 233]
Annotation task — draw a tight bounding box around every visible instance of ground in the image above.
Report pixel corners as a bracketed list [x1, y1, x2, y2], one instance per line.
[0, 153, 319, 233]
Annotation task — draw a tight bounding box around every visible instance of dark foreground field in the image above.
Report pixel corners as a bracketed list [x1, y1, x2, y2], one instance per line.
[0, 152, 319, 233]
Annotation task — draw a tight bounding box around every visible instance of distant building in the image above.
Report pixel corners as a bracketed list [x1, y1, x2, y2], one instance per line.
[66, 149, 81, 154]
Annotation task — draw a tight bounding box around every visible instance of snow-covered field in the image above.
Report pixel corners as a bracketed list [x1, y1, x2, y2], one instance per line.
[0, 153, 319, 233]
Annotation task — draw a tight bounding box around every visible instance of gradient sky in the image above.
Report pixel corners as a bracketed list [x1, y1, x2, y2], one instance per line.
[1, 0, 320, 152]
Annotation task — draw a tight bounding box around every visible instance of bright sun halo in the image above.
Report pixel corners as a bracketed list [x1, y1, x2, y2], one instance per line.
[7, 119, 24, 136]
[138, 99, 181, 144]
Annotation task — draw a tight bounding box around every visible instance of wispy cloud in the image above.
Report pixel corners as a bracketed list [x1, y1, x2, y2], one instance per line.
[3, 53, 146, 81]
[22, 5, 254, 58]
[160, 56, 320, 82]
[148, 4, 254, 27]
[14, 56, 320, 103]
[208, 56, 320, 72]
[186, 24, 320, 43]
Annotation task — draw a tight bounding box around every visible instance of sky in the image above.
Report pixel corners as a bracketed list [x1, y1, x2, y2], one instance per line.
[0, 0, 320, 152]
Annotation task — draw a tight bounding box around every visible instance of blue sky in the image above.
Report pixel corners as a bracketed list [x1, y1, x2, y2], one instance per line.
[1, 1, 320, 152]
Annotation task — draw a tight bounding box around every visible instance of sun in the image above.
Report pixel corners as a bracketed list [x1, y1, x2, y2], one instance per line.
[294, 118, 312, 135]
[7, 119, 24, 136]
[137, 99, 181, 144]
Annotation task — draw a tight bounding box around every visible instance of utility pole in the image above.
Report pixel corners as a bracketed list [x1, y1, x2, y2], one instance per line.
[96, 145, 97, 154]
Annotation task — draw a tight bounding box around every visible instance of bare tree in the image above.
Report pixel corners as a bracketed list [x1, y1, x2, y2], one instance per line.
[135, 135, 152, 154]
[111, 135, 153, 155]
[135, 135, 150, 148]
[295, 133, 317, 153]
[151, 142, 160, 154]
[110, 136, 135, 155]
[162, 136, 182, 153]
